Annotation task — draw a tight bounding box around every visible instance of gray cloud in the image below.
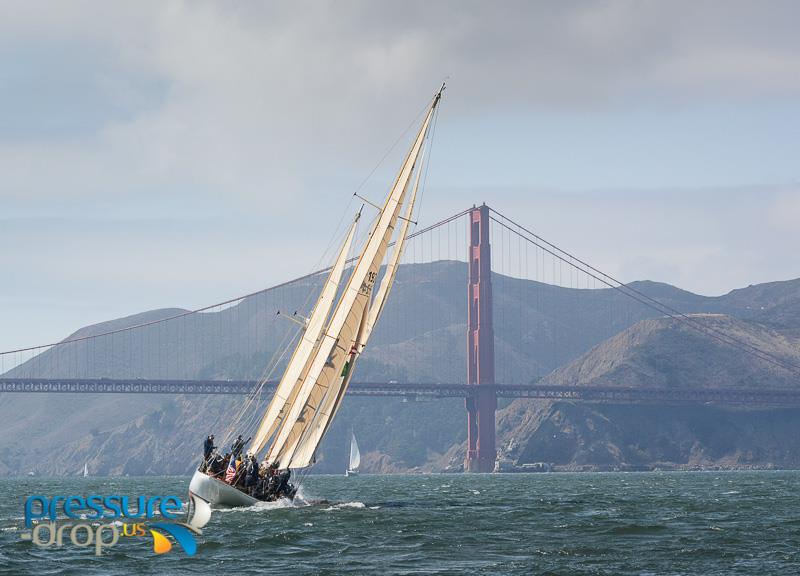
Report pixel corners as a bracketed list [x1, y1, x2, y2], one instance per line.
[3, 1, 799, 205]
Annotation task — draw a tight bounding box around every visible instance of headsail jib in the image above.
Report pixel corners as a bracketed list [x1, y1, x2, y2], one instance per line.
[249, 211, 360, 456]
[259, 85, 444, 470]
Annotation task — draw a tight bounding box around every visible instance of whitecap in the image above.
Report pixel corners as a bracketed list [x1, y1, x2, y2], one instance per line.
[215, 498, 297, 513]
[323, 502, 366, 511]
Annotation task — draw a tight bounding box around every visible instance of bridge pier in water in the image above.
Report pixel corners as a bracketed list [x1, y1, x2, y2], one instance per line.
[464, 204, 497, 473]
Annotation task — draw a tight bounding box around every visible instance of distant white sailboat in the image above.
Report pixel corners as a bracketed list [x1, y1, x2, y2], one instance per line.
[83, 462, 88, 477]
[346, 431, 361, 476]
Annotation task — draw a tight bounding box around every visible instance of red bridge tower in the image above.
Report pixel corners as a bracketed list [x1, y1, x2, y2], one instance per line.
[464, 204, 497, 472]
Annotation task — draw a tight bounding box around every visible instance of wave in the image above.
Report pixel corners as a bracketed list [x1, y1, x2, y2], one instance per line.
[215, 497, 299, 513]
[323, 502, 366, 511]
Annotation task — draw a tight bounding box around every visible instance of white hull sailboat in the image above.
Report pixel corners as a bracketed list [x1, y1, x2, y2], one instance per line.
[82, 463, 88, 478]
[191, 85, 444, 507]
[346, 431, 361, 476]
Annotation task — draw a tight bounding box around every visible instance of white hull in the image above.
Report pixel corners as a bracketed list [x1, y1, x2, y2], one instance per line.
[189, 470, 258, 508]
[345, 469, 359, 477]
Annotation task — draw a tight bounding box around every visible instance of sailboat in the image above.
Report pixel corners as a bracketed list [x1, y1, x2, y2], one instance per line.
[83, 462, 88, 478]
[189, 85, 444, 507]
[346, 431, 361, 477]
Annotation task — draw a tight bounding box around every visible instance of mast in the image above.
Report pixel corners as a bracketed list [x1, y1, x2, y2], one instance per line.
[266, 85, 444, 470]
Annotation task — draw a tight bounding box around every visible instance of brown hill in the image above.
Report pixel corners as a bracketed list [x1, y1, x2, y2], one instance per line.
[493, 314, 800, 471]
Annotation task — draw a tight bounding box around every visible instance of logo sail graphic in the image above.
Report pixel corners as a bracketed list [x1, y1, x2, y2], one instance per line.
[149, 492, 211, 556]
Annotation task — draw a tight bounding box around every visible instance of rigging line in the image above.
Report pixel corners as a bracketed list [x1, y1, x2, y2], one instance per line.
[311, 98, 437, 308]
[273, 93, 434, 316]
[248, 305, 305, 396]
[0, 207, 472, 358]
[222, 331, 301, 453]
[223, 322, 301, 445]
[489, 215, 800, 375]
[352, 94, 437, 202]
[490, 211, 800, 374]
[415, 102, 441, 227]
[244, 317, 305, 420]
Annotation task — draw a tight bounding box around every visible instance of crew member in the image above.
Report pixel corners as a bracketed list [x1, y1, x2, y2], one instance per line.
[276, 469, 291, 498]
[209, 452, 225, 477]
[231, 434, 251, 459]
[202, 434, 216, 471]
[245, 454, 259, 492]
[266, 465, 279, 498]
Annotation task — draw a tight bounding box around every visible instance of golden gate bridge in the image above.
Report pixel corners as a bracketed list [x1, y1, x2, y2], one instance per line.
[3, 204, 800, 472]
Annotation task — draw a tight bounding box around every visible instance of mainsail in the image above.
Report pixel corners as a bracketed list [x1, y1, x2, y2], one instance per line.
[257, 85, 444, 470]
[349, 432, 361, 471]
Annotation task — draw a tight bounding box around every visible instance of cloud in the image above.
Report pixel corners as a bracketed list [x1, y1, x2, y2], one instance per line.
[3, 0, 800, 206]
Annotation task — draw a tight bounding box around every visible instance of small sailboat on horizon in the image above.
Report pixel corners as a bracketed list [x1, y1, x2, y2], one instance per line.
[189, 84, 445, 507]
[83, 462, 88, 478]
[346, 431, 361, 477]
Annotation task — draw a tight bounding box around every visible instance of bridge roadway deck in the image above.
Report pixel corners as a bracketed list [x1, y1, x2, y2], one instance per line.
[2, 378, 800, 406]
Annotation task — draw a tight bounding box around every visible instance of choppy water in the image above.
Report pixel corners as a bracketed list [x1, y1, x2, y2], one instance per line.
[2, 472, 800, 575]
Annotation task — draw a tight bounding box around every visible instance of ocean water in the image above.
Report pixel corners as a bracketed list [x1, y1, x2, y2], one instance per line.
[2, 471, 800, 575]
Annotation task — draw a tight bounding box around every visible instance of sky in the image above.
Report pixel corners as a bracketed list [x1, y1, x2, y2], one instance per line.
[1, 0, 799, 353]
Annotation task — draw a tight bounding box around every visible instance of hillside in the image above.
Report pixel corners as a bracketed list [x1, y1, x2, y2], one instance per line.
[492, 314, 800, 471]
[539, 314, 800, 389]
[1, 262, 800, 476]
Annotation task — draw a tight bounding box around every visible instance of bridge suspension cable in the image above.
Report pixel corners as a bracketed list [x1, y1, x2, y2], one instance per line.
[0, 207, 473, 359]
[4, 203, 796, 385]
[488, 207, 800, 376]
